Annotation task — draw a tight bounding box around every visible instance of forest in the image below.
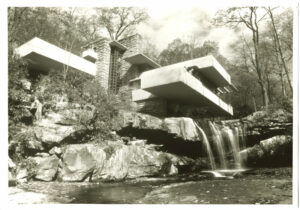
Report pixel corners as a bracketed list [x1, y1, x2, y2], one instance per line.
[8, 7, 293, 130]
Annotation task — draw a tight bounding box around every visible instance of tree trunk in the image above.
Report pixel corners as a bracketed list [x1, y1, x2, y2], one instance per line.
[250, 9, 269, 107]
[252, 94, 257, 112]
[266, 71, 272, 103]
[280, 71, 287, 97]
[267, 8, 293, 94]
[259, 81, 269, 108]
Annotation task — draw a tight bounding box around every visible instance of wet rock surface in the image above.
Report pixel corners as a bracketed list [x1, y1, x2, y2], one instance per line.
[9, 167, 292, 204]
[240, 135, 292, 167]
[116, 111, 201, 141]
[34, 155, 59, 181]
[222, 109, 292, 146]
[59, 144, 97, 182]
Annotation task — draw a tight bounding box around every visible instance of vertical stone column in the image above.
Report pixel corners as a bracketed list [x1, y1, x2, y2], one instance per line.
[119, 34, 142, 80]
[117, 34, 143, 103]
[118, 34, 168, 118]
[95, 38, 111, 90]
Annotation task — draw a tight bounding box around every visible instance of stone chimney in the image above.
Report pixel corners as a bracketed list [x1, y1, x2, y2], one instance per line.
[94, 38, 111, 90]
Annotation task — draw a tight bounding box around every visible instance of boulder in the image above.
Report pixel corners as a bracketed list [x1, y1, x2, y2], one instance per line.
[92, 141, 190, 180]
[58, 141, 191, 182]
[163, 118, 200, 141]
[59, 144, 97, 182]
[34, 122, 77, 145]
[117, 112, 201, 141]
[240, 135, 292, 167]
[260, 135, 292, 155]
[46, 108, 94, 126]
[34, 155, 59, 181]
[26, 139, 44, 152]
[32, 111, 90, 146]
[117, 111, 163, 130]
[221, 109, 292, 147]
[168, 164, 179, 175]
[49, 146, 62, 156]
[11, 128, 44, 156]
[16, 167, 28, 180]
[240, 144, 265, 163]
[96, 143, 130, 180]
[243, 109, 292, 137]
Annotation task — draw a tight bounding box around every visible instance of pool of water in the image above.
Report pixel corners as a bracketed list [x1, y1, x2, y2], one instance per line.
[12, 167, 292, 204]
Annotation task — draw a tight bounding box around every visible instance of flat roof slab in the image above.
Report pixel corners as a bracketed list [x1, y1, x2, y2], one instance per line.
[124, 53, 161, 68]
[152, 55, 231, 88]
[140, 67, 233, 115]
[16, 37, 96, 75]
[132, 89, 158, 102]
[110, 40, 128, 51]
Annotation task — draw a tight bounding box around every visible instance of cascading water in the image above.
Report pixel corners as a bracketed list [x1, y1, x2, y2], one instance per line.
[195, 120, 248, 177]
[209, 122, 227, 169]
[194, 122, 216, 170]
[226, 127, 241, 169]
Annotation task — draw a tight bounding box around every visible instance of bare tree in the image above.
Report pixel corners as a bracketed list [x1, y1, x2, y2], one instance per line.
[96, 7, 149, 40]
[215, 7, 270, 107]
[265, 7, 293, 94]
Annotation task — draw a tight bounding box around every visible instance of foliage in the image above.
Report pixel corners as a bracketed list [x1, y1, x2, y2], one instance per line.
[8, 47, 32, 130]
[8, 6, 293, 129]
[96, 7, 149, 40]
[158, 38, 226, 67]
[8, 7, 102, 55]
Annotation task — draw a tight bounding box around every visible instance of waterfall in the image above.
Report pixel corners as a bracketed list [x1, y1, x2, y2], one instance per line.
[194, 122, 216, 170]
[226, 127, 241, 169]
[209, 122, 227, 169]
[194, 120, 246, 175]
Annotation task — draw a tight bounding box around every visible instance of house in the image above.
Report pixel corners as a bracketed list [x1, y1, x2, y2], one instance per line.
[15, 34, 236, 118]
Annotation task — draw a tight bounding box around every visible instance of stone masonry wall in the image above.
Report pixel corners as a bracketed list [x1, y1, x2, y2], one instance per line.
[95, 38, 111, 90]
[118, 34, 143, 85]
[133, 99, 168, 118]
[117, 34, 168, 118]
[89, 34, 167, 118]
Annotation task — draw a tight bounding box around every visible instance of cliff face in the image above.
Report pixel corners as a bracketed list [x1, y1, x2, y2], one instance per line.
[8, 80, 293, 183]
[221, 108, 293, 167]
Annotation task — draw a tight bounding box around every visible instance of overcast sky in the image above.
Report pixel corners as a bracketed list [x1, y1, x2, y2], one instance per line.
[136, 6, 239, 58]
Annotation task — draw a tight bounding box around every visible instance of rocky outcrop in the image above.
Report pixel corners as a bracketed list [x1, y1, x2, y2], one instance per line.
[49, 146, 62, 156]
[163, 118, 199, 141]
[222, 109, 292, 147]
[57, 142, 193, 182]
[240, 135, 292, 167]
[10, 109, 93, 158]
[242, 109, 292, 142]
[116, 112, 201, 141]
[33, 117, 81, 146]
[58, 144, 97, 182]
[33, 155, 60, 181]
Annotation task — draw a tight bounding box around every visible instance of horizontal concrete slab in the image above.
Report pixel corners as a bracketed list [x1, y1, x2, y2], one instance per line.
[132, 89, 158, 102]
[124, 53, 161, 68]
[151, 56, 231, 88]
[82, 49, 97, 63]
[16, 37, 96, 75]
[110, 40, 128, 51]
[140, 67, 233, 116]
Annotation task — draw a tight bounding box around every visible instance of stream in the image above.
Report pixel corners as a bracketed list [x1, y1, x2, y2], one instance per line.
[9, 167, 292, 204]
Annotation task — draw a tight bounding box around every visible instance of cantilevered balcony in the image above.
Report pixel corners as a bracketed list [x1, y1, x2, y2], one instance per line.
[15, 37, 96, 76]
[132, 56, 234, 116]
